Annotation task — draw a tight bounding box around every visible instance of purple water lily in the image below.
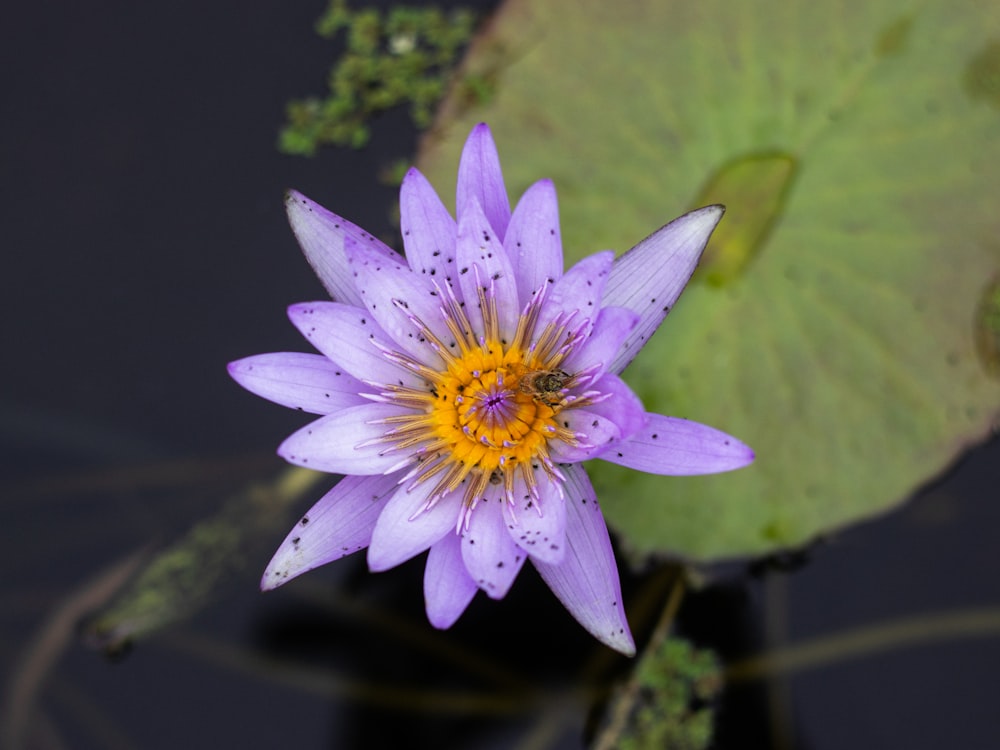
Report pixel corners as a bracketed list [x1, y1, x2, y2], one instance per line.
[229, 123, 753, 655]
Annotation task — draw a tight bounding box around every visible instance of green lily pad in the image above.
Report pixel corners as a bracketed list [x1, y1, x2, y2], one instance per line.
[417, 0, 1000, 559]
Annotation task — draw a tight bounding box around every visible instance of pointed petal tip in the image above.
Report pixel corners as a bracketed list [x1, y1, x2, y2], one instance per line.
[274, 440, 300, 466]
[733, 441, 756, 468]
[603, 630, 637, 657]
[260, 556, 303, 592]
[365, 550, 389, 572]
[400, 166, 426, 187]
[284, 188, 320, 217]
[683, 203, 725, 231]
[707, 431, 756, 472]
[286, 301, 315, 321]
[259, 569, 284, 592]
[260, 556, 313, 592]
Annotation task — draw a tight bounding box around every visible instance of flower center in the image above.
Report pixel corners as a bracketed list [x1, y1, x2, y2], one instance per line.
[431, 347, 561, 476]
[364, 277, 602, 523]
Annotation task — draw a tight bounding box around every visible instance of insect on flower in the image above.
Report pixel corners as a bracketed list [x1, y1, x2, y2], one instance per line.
[517, 368, 571, 407]
[228, 123, 754, 655]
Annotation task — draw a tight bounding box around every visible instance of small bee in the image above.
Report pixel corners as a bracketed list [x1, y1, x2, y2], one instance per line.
[518, 369, 570, 407]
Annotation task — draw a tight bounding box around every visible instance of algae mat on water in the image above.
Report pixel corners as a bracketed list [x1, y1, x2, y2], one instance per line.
[417, 0, 1000, 560]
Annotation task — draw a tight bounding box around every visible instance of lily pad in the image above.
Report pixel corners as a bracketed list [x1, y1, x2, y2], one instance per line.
[417, 0, 1000, 559]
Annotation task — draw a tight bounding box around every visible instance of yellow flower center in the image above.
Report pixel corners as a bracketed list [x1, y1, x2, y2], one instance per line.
[371, 279, 593, 516]
[432, 344, 560, 475]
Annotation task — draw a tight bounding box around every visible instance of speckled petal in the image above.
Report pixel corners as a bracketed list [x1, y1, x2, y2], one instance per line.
[399, 168, 460, 292]
[424, 530, 478, 628]
[600, 412, 755, 475]
[228, 352, 366, 415]
[506, 472, 566, 565]
[532, 465, 634, 656]
[505, 179, 563, 302]
[580, 373, 648, 443]
[456, 123, 511, 239]
[603, 205, 724, 374]
[261, 473, 399, 591]
[285, 190, 398, 307]
[456, 197, 519, 341]
[560, 306, 640, 376]
[536, 251, 614, 337]
[461, 488, 527, 599]
[368, 483, 463, 572]
[343, 235, 454, 365]
[548, 407, 623, 462]
[278, 403, 417, 474]
[288, 302, 423, 389]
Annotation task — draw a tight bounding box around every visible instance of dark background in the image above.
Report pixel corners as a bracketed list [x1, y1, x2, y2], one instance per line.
[2, 2, 998, 748]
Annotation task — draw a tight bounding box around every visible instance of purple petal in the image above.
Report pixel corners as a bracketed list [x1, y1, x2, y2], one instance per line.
[343, 235, 454, 365]
[287, 302, 423, 389]
[580, 373, 647, 442]
[367, 483, 463, 572]
[603, 205, 724, 374]
[460, 488, 527, 599]
[600, 412, 755, 475]
[228, 352, 366, 415]
[547, 407, 623, 462]
[505, 179, 563, 301]
[536, 251, 614, 337]
[285, 190, 397, 307]
[456, 123, 511, 240]
[424, 532, 478, 628]
[561, 306, 640, 376]
[506, 472, 566, 565]
[532, 465, 634, 656]
[399, 168, 460, 292]
[456, 197, 519, 341]
[261, 473, 400, 591]
[278, 403, 416, 474]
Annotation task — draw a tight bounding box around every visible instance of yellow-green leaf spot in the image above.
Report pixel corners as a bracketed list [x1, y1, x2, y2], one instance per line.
[692, 152, 797, 288]
[963, 39, 1000, 110]
[975, 274, 1000, 378]
[874, 14, 915, 58]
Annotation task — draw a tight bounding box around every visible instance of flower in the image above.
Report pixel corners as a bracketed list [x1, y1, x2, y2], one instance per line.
[229, 123, 754, 655]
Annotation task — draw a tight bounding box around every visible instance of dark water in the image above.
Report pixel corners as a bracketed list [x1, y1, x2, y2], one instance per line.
[3, 1, 998, 748]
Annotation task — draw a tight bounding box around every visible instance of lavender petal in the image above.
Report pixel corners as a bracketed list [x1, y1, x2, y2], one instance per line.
[287, 301, 424, 389]
[532, 465, 635, 656]
[285, 190, 397, 307]
[227, 352, 366, 414]
[277, 403, 417, 474]
[399, 167, 460, 294]
[603, 205, 724, 374]
[506, 472, 567, 565]
[560, 306, 640, 376]
[261, 473, 400, 591]
[343, 235, 454, 365]
[456, 196, 519, 341]
[456, 123, 511, 240]
[600, 412, 755, 475]
[460, 488, 527, 599]
[367, 483, 463, 572]
[505, 179, 564, 303]
[424, 532, 479, 628]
